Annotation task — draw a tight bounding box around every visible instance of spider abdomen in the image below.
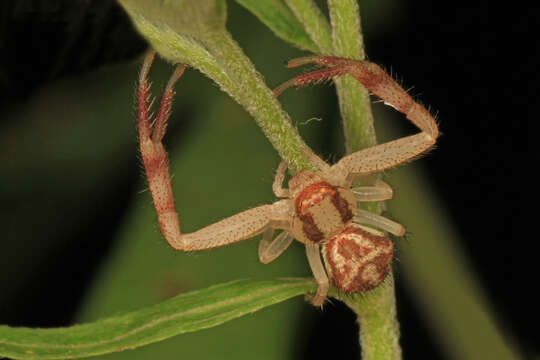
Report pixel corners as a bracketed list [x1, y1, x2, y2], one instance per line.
[291, 181, 357, 244]
[323, 224, 394, 293]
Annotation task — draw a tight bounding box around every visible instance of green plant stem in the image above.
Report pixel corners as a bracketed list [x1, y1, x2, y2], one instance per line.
[326, 0, 401, 358]
[201, 31, 314, 172]
[328, 0, 377, 153]
[286, 0, 401, 356]
[341, 274, 401, 360]
[118, 0, 315, 172]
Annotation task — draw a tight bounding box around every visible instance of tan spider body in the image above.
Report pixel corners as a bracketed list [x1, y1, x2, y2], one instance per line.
[137, 52, 438, 306]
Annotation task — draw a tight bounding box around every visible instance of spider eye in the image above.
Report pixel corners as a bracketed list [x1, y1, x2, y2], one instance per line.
[322, 224, 393, 293]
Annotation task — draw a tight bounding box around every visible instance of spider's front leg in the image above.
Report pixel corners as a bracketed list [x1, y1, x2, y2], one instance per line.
[275, 56, 439, 184]
[138, 51, 185, 247]
[138, 51, 291, 252]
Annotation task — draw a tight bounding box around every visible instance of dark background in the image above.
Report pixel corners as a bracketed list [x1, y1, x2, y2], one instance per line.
[0, 0, 535, 359]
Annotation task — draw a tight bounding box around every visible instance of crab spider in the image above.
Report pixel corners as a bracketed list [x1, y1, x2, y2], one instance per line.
[138, 51, 438, 306]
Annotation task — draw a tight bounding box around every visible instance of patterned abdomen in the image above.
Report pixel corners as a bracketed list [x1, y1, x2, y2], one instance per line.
[322, 224, 393, 292]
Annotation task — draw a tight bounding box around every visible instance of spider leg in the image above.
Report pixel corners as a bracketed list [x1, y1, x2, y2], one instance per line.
[354, 209, 405, 236]
[273, 161, 290, 198]
[138, 52, 292, 252]
[152, 62, 186, 143]
[274, 56, 357, 97]
[351, 179, 394, 202]
[305, 243, 329, 306]
[180, 200, 291, 251]
[285, 55, 353, 68]
[138, 51, 186, 144]
[137, 51, 155, 141]
[274, 66, 350, 97]
[138, 51, 184, 251]
[274, 55, 439, 184]
[333, 132, 434, 185]
[258, 229, 294, 264]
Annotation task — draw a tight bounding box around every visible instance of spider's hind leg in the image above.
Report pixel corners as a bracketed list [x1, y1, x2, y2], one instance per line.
[151, 62, 186, 143]
[350, 179, 393, 201]
[285, 55, 355, 69]
[258, 229, 294, 264]
[354, 209, 405, 237]
[305, 243, 329, 307]
[275, 55, 439, 179]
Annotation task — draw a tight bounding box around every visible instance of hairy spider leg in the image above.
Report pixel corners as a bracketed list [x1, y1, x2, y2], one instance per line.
[272, 161, 290, 198]
[259, 229, 294, 264]
[138, 52, 291, 252]
[305, 243, 329, 306]
[257, 161, 299, 263]
[354, 209, 405, 236]
[351, 179, 393, 202]
[138, 51, 184, 250]
[152, 63, 186, 143]
[347, 179, 405, 236]
[274, 55, 439, 185]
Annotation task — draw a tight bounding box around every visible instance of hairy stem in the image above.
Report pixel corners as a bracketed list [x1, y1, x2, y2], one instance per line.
[202, 31, 314, 172]
[327, 0, 401, 358]
[342, 274, 401, 360]
[287, 0, 401, 357]
[118, 0, 315, 173]
[328, 0, 377, 154]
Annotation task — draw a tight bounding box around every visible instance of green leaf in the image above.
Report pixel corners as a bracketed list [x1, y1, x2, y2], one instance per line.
[119, 0, 227, 38]
[0, 278, 315, 360]
[117, 0, 231, 80]
[234, 0, 319, 52]
[284, 0, 333, 54]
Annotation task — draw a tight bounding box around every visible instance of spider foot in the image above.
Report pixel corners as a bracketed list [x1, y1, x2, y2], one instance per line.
[305, 280, 329, 307]
[305, 292, 327, 307]
[138, 50, 187, 144]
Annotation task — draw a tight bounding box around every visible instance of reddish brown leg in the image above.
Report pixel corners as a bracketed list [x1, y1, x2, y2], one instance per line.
[138, 53, 292, 251]
[138, 51, 186, 247]
[275, 55, 438, 139]
[273, 56, 354, 97]
[274, 56, 439, 183]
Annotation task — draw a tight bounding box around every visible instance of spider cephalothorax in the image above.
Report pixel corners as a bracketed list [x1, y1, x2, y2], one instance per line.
[138, 52, 438, 306]
[290, 173, 357, 244]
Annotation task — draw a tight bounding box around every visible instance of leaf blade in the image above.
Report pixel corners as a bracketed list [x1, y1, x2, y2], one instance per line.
[0, 278, 315, 360]
[234, 0, 319, 52]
